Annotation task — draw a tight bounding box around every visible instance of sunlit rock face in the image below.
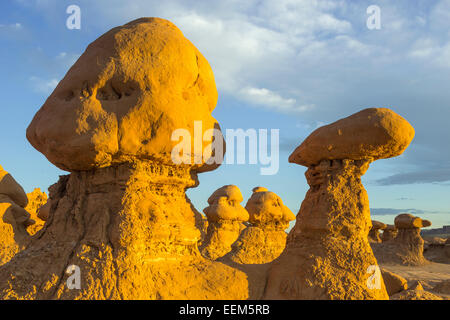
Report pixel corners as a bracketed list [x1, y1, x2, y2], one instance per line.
[226, 187, 295, 264]
[25, 188, 48, 236]
[264, 108, 415, 300]
[200, 185, 249, 261]
[0, 18, 249, 300]
[372, 213, 431, 266]
[0, 165, 33, 266]
[26, 18, 221, 173]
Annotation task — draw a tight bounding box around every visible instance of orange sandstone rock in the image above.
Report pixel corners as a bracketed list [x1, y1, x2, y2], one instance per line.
[0, 18, 248, 300]
[288, 108, 415, 167]
[369, 220, 387, 243]
[25, 188, 48, 235]
[380, 268, 408, 296]
[372, 214, 431, 265]
[200, 185, 249, 260]
[227, 189, 295, 264]
[264, 107, 413, 300]
[381, 224, 398, 242]
[26, 17, 222, 173]
[0, 165, 33, 266]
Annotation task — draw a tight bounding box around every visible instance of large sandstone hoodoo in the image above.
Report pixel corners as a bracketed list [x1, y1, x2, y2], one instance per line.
[227, 187, 295, 264]
[0, 18, 248, 300]
[373, 213, 431, 266]
[264, 108, 415, 300]
[200, 185, 249, 260]
[381, 224, 398, 242]
[0, 165, 34, 266]
[369, 220, 387, 243]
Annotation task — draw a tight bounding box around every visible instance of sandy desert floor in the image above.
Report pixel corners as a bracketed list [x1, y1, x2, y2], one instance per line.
[382, 262, 450, 299]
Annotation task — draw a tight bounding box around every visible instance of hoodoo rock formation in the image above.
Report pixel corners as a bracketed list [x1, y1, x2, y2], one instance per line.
[372, 213, 431, 266]
[381, 224, 398, 242]
[264, 108, 415, 300]
[227, 187, 295, 264]
[0, 165, 33, 266]
[25, 188, 48, 236]
[0, 18, 249, 300]
[200, 185, 249, 260]
[369, 220, 387, 243]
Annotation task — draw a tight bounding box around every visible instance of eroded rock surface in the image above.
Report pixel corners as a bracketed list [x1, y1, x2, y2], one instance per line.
[25, 188, 48, 236]
[226, 188, 295, 264]
[264, 108, 414, 300]
[369, 220, 387, 243]
[381, 224, 398, 242]
[0, 18, 248, 300]
[372, 214, 431, 266]
[0, 165, 33, 266]
[200, 185, 249, 260]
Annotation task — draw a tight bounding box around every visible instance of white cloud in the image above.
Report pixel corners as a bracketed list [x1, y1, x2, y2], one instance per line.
[239, 87, 314, 113]
[29, 76, 58, 94]
[0, 22, 22, 29]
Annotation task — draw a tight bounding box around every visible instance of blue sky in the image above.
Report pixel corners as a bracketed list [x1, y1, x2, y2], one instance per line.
[1, 0, 449, 228]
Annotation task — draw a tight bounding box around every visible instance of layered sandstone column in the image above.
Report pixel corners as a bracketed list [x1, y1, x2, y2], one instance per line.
[264, 108, 415, 300]
[200, 185, 249, 260]
[0, 18, 248, 300]
[227, 187, 295, 264]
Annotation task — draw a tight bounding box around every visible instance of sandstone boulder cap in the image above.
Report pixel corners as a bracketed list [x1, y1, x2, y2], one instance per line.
[203, 185, 249, 222]
[252, 186, 268, 193]
[394, 213, 432, 229]
[289, 108, 415, 167]
[27, 17, 222, 172]
[245, 190, 295, 226]
[0, 165, 28, 208]
[372, 220, 387, 230]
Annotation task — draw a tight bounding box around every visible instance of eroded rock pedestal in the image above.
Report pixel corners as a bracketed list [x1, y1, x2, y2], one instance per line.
[227, 188, 295, 264]
[0, 17, 249, 300]
[263, 108, 415, 300]
[25, 188, 48, 236]
[0, 165, 33, 266]
[0, 162, 247, 299]
[372, 213, 431, 266]
[264, 159, 388, 299]
[200, 185, 249, 260]
[381, 224, 398, 242]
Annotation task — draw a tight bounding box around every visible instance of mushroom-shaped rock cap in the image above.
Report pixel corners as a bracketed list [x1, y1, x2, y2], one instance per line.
[245, 190, 295, 226]
[26, 18, 222, 172]
[372, 220, 387, 230]
[289, 108, 415, 167]
[0, 165, 28, 208]
[252, 186, 268, 193]
[394, 213, 432, 229]
[203, 185, 249, 222]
